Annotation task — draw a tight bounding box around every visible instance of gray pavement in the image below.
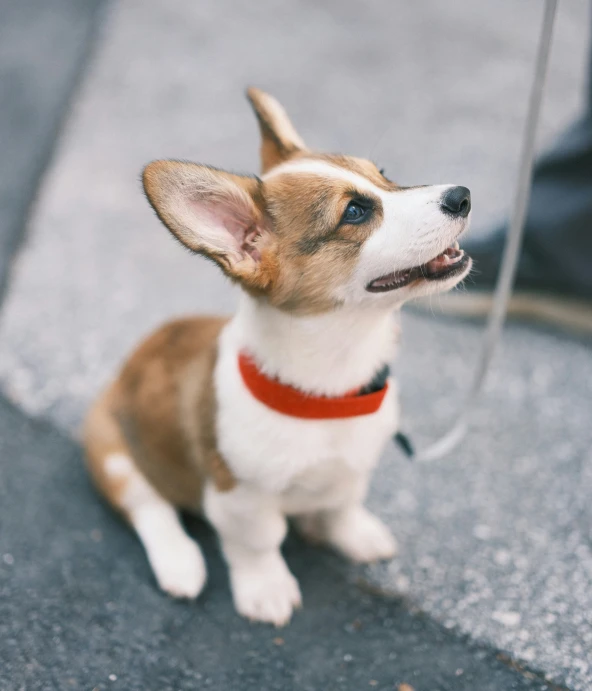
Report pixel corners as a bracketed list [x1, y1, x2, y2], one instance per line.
[0, 392, 554, 691]
[0, 0, 105, 301]
[1, 0, 591, 689]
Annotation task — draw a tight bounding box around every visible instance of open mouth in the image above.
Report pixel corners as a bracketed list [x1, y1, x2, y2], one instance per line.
[366, 242, 470, 293]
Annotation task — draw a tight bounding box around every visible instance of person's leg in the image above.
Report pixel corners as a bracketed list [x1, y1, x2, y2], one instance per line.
[470, 111, 592, 298]
[427, 26, 592, 333]
[519, 32, 592, 296]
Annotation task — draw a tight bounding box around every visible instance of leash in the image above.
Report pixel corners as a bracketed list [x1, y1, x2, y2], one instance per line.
[406, 0, 559, 463]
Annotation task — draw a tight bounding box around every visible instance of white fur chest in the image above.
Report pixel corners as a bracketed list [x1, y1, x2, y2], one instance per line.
[214, 321, 399, 510]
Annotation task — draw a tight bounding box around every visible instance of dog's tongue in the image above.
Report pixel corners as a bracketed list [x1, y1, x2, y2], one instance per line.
[423, 245, 464, 276]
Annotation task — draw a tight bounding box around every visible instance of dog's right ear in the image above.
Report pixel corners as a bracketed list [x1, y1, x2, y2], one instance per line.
[143, 160, 276, 290]
[247, 87, 307, 173]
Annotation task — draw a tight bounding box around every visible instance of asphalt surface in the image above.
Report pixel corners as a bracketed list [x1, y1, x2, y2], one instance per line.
[1, 0, 591, 689]
[0, 393, 562, 691]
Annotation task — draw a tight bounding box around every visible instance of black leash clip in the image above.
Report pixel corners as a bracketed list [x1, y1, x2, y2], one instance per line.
[394, 431, 415, 459]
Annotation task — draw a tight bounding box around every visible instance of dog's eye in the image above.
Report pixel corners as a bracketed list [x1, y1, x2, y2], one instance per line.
[342, 201, 370, 225]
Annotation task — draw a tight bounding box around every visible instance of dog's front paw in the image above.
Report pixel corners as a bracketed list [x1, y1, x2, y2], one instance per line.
[148, 535, 207, 599]
[327, 507, 398, 563]
[230, 556, 302, 627]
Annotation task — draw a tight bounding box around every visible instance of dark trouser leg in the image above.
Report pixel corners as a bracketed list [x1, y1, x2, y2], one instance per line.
[474, 24, 592, 299]
[517, 19, 592, 298]
[520, 112, 592, 297]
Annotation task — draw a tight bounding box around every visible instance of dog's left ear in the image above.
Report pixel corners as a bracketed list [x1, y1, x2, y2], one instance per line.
[143, 160, 276, 289]
[247, 87, 307, 173]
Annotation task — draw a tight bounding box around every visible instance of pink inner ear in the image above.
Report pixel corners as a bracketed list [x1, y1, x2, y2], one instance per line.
[187, 197, 262, 263]
[243, 227, 262, 262]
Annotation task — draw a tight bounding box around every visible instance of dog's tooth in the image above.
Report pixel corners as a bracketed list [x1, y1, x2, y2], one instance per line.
[453, 241, 460, 250]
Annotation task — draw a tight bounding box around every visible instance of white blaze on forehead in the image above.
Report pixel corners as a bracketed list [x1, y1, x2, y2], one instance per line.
[261, 159, 382, 197]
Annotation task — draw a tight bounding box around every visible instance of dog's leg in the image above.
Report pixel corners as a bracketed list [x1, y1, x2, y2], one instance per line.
[319, 505, 398, 563]
[295, 476, 397, 563]
[204, 482, 301, 626]
[84, 394, 206, 599]
[104, 453, 207, 599]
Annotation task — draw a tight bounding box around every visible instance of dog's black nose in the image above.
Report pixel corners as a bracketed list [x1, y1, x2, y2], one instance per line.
[440, 186, 471, 218]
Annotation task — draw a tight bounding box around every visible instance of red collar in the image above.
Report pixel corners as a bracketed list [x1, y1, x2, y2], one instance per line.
[238, 352, 388, 420]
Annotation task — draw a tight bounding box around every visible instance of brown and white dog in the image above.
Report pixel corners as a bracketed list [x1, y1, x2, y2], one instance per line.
[83, 88, 472, 626]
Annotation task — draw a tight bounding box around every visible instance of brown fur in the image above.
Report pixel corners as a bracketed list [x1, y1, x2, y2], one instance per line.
[261, 174, 383, 312]
[142, 161, 388, 315]
[84, 88, 397, 523]
[247, 87, 306, 172]
[84, 317, 234, 517]
[141, 91, 401, 317]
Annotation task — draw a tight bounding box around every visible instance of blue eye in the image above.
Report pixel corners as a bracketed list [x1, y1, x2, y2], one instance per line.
[342, 201, 370, 224]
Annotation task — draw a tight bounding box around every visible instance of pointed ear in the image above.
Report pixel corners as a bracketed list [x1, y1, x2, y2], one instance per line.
[143, 160, 275, 287]
[247, 87, 307, 173]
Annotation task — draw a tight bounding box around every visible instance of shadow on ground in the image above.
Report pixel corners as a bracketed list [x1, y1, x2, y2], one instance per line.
[0, 395, 563, 691]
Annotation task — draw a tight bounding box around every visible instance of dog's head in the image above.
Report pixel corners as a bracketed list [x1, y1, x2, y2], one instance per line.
[143, 88, 472, 314]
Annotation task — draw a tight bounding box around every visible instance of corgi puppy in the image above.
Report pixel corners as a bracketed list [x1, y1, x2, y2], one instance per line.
[83, 88, 472, 626]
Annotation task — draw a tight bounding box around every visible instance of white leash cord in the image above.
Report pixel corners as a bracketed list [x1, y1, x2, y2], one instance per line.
[415, 0, 558, 462]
